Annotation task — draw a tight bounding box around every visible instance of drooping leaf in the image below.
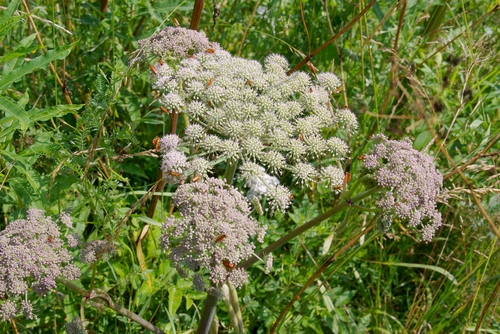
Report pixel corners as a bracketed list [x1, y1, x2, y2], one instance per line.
[0, 95, 30, 131]
[0, 43, 75, 92]
[28, 104, 84, 122]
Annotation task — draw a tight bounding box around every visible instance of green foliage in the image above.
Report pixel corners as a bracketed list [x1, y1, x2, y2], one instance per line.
[0, 0, 499, 333]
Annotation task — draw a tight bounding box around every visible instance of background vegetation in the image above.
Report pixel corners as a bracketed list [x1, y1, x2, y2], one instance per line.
[0, 0, 499, 333]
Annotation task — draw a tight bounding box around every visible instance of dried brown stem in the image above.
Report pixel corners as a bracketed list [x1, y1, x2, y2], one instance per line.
[190, 0, 205, 31]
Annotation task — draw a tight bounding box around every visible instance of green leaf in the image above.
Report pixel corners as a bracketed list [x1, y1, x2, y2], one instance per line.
[422, 4, 448, 38]
[0, 117, 20, 142]
[134, 215, 163, 227]
[168, 287, 182, 316]
[0, 0, 20, 22]
[469, 119, 484, 130]
[413, 130, 431, 150]
[375, 261, 458, 285]
[0, 43, 75, 92]
[28, 104, 84, 122]
[0, 16, 23, 42]
[0, 149, 43, 197]
[0, 95, 30, 131]
[9, 177, 42, 208]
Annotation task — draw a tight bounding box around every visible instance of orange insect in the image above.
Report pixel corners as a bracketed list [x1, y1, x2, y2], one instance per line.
[308, 87, 313, 93]
[206, 77, 214, 87]
[173, 18, 180, 27]
[158, 59, 165, 65]
[149, 64, 157, 75]
[298, 133, 304, 141]
[247, 79, 253, 86]
[160, 106, 170, 114]
[222, 259, 236, 270]
[289, 194, 294, 200]
[357, 155, 365, 161]
[152, 136, 161, 152]
[307, 62, 318, 74]
[215, 234, 226, 243]
[168, 171, 181, 177]
[191, 175, 201, 183]
[48, 236, 54, 243]
[333, 87, 342, 94]
[344, 172, 351, 184]
[205, 48, 215, 54]
[334, 172, 351, 190]
[187, 55, 195, 59]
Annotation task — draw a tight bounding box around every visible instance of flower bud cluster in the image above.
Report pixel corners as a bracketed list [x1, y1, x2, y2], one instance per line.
[160, 178, 266, 293]
[130, 26, 220, 65]
[362, 135, 443, 242]
[136, 27, 356, 212]
[0, 209, 80, 321]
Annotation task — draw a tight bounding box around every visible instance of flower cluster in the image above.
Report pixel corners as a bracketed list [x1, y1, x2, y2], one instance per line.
[136, 27, 355, 212]
[160, 178, 266, 293]
[80, 240, 116, 264]
[130, 26, 220, 65]
[362, 135, 443, 242]
[0, 209, 80, 321]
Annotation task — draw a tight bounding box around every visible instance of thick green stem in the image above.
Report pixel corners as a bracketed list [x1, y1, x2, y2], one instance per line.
[240, 186, 379, 269]
[222, 282, 244, 333]
[196, 291, 219, 334]
[224, 160, 238, 184]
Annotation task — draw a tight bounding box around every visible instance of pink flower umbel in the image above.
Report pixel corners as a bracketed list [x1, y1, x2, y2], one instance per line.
[363, 135, 443, 242]
[160, 178, 266, 293]
[0, 209, 80, 321]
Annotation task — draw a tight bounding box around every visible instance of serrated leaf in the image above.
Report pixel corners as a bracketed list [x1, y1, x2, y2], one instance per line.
[0, 43, 75, 92]
[28, 104, 84, 122]
[0, 16, 23, 42]
[9, 177, 42, 208]
[0, 95, 30, 131]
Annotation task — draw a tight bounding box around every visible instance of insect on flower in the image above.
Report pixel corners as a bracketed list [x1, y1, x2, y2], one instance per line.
[222, 259, 236, 270]
[152, 136, 161, 152]
[149, 64, 157, 75]
[246, 79, 253, 86]
[357, 155, 365, 161]
[158, 59, 165, 65]
[168, 171, 181, 177]
[160, 106, 170, 114]
[48, 236, 54, 243]
[215, 234, 226, 243]
[191, 175, 201, 183]
[334, 172, 351, 190]
[205, 48, 215, 54]
[206, 77, 214, 87]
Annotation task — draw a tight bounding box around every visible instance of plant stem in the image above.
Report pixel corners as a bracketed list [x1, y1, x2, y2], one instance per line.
[240, 186, 379, 269]
[57, 278, 165, 334]
[196, 291, 219, 334]
[190, 0, 205, 31]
